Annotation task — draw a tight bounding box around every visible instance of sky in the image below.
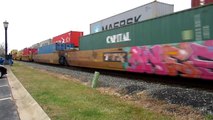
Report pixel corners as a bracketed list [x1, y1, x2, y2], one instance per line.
[0, 0, 191, 52]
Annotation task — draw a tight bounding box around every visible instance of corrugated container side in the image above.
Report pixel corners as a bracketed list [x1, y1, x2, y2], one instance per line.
[90, 1, 174, 33]
[205, 0, 213, 4]
[52, 31, 71, 43]
[10, 49, 18, 54]
[38, 44, 56, 54]
[38, 43, 67, 54]
[65, 43, 74, 50]
[156, 2, 174, 16]
[32, 48, 38, 54]
[192, 0, 200, 7]
[39, 39, 52, 47]
[22, 48, 38, 56]
[52, 31, 83, 47]
[192, 0, 213, 7]
[71, 31, 83, 47]
[23, 48, 30, 56]
[56, 43, 66, 51]
[31, 43, 40, 48]
[81, 5, 213, 50]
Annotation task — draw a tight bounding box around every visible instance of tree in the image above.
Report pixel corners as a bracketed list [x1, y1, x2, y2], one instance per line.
[0, 43, 5, 57]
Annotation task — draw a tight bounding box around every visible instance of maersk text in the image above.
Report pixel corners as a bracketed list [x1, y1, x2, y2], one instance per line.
[102, 15, 141, 31]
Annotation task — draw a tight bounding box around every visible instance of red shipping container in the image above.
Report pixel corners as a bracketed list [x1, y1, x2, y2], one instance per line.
[52, 31, 83, 47]
[192, 0, 201, 7]
[205, 0, 213, 4]
[23, 48, 28, 56]
[22, 48, 38, 56]
[192, 0, 213, 7]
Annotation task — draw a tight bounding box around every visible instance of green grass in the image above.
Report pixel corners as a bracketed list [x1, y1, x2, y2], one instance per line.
[205, 114, 213, 120]
[11, 62, 173, 120]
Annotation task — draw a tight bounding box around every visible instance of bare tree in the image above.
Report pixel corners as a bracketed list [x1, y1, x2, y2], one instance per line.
[0, 43, 5, 57]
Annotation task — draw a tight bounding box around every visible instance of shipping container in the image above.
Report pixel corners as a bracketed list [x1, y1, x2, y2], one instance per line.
[10, 49, 18, 60]
[16, 51, 23, 60]
[90, 1, 174, 33]
[65, 44, 74, 50]
[192, 0, 201, 7]
[39, 39, 52, 47]
[10, 49, 18, 54]
[80, 4, 213, 50]
[21, 48, 38, 61]
[37, 43, 72, 54]
[22, 48, 37, 56]
[52, 31, 83, 47]
[31, 43, 40, 48]
[191, 0, 213, 7]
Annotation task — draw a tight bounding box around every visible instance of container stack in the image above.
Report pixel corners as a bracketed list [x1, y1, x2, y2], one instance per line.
[52, 31, 83, 47]
[38, 43, 74, 54]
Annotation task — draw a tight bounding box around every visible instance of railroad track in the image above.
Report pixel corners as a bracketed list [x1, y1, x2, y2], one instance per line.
[61, 64, 213, 92]
[18, 61, 213, 92]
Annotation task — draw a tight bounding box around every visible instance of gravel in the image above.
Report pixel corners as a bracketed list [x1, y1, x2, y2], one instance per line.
[20, 62, 213, 115]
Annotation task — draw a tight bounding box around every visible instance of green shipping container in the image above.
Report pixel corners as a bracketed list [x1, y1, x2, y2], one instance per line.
[80, 4, 213, 50]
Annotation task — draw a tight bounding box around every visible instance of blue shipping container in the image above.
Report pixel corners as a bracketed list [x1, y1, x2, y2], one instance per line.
[38, 43, 65, 54]
[65, 43, 74, 50]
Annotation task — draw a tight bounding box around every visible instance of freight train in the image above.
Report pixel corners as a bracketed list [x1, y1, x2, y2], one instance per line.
[11, 3, 213, 80]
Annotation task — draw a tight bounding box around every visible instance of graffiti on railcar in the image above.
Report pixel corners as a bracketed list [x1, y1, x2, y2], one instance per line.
[103, 52, 127, 62]
[123, 40, 213, 80]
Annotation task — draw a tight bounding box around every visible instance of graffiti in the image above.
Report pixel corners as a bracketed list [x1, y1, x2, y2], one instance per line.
[103, 52, 127, 62]
[123, 40, 213, 80]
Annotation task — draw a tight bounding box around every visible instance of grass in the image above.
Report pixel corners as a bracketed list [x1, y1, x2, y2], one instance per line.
[11, 62, 173, 120]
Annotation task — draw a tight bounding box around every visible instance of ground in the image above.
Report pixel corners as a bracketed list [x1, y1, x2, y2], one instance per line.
[35, 67, 205, 120]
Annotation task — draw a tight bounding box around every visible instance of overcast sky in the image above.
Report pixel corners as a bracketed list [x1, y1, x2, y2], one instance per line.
[0, 0, 191, 51]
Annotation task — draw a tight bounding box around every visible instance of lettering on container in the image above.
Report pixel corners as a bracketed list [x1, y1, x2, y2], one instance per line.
[103, 52, 127, 62]
[194, 14, 202, 41]
[102, 15, 141, 31]
[202, 25, 210, 39]
[106, 32, 131, 44]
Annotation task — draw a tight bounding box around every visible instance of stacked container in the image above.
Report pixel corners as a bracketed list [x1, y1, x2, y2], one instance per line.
[39, 39, 52, 47]
[10, 49, 18, 60]
[65, 44, 74, 50]
[90, 1, 174, 33]
[21, 48, 38, 61]
[23, 48, 37, 56]
[80, 4, 213, 50]
[52, 31, 83, 47]
[38, 43, 75, 54]
[191, 0, 213, 7]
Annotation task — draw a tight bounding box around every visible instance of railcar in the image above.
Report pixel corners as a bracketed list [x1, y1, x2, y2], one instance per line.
[64, 4, 213, 80]
[10, 49, 18, 60]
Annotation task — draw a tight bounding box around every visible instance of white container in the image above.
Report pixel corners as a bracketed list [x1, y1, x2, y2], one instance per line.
[90, 1, 174, 33]
[31, 43, 40, 48]
[39, 39, 52, 47]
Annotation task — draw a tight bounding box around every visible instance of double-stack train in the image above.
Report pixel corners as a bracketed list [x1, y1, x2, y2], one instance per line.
[11, 2, 213, 80]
